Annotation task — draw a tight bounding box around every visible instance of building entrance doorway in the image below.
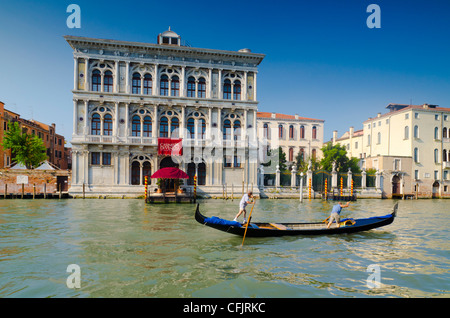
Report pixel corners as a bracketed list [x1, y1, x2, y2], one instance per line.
[392, 175, 400, 195]
[432, 181, 439, 198]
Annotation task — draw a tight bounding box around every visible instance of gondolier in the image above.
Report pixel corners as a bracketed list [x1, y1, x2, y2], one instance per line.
[327, 201, 351, 229]
[233, 191, 254, 223]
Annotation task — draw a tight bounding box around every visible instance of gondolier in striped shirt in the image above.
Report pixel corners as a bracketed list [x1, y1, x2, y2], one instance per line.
[233, 191, 254, 224]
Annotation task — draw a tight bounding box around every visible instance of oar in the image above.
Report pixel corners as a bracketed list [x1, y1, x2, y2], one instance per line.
[241, 199, 256, 248]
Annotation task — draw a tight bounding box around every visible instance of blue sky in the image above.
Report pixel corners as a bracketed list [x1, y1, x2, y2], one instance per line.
[1, 0, 449, 145]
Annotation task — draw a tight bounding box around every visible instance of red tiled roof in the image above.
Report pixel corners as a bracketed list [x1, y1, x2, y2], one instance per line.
[257, 112, 324, 122]
[363, 104, 450, 123]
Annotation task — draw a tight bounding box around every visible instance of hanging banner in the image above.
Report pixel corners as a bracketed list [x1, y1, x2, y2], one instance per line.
[158, 138, 183, 156]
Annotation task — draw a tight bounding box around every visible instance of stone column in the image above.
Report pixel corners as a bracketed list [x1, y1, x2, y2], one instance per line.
[331, 161, 338, 189]
[361, 168, 367, 189]
[376, 169, 382, 190]
[275, 165, 280, 189]
[84, 100, 89, 136]
[347, 168, 353, 189]
[73, 57, 78, 90]
[291, 165, 297, 187]
[73, 99, 78, 135]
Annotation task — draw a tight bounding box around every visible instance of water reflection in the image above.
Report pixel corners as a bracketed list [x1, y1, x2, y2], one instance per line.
[0, 199, 448, 297]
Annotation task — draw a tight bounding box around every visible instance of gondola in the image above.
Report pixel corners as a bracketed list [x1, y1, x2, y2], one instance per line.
[195, 203, 398, 237]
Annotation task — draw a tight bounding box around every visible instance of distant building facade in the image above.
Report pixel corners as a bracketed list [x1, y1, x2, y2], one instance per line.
[257, 112, 324, 166]
[65, 29, 265, 196]
[333, 103, 450, 198]
[0, 101, 68, 169]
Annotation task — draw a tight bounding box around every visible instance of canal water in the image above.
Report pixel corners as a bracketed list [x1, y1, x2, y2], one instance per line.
[0, 198, 448, 298]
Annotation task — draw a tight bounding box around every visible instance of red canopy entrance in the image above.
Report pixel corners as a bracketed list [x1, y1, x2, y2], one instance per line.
[150, 167, 189, 179]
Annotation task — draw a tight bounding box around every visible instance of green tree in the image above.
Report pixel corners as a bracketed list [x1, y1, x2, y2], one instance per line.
[1, 121, 47, 169]
[295, 152, 320, 172]
[262, 146, 287, 171]
[320, 142, 360, 173]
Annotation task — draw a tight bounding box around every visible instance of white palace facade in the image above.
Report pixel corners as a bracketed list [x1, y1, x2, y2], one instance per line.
[65, 29, 265, 197]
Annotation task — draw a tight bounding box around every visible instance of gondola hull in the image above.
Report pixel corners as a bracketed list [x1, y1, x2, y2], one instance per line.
[195, 203, 398, 237]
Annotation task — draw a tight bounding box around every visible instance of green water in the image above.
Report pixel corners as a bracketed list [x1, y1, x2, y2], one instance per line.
[0, 198, 448, 298]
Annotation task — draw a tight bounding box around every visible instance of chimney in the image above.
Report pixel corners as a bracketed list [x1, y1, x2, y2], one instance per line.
[349, 126, 354, 137]
[332, 130, 338, 143]
[271, 113, 276, 119]
[377, 113, 381, 118]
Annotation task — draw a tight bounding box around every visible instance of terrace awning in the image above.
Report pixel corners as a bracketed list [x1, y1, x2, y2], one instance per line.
[150, 167, 189, 179]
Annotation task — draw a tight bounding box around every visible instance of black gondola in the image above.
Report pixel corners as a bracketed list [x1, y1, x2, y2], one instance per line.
[195, 203, 398, 237]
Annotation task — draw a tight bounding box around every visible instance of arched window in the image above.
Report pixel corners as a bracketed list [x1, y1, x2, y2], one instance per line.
[444, 127, 448, 139]
[159, 116, 168, 137]
[263, 123, 269, 138]
[377, 132, 381, 144]
[198, 162, 206, 185]
[187, 118, 195, 139]
[160, 75, 169, 96]
[233, 80, 241, 100]
[414, 125, 419, 138]
[143, 74, 152, 95]
[132, 73, 141, 94]
[223, 119, 231, 140]
[414, 147, 419, 163]
[103, 114, 112, 136]
[223, 79, 231, 99]
[278, 124, 283, 138]
[170, 117, 179, 137]
[435, 127, 439, 140]
[404, 126, 409, 139]
[312, 148, 317, 160]
[171, 75, 179, 96]
[91, 113, 101, 135]
[434, 149, 439, 163]
[103, 71, 113, 92]
[91, 70, 101, 92]
[143, 116, 152, 137]
[289, 148, 294, 162]
[289, 125, 294, 139]
[132, 115, 141, 137]
[312, 126, 317, 140]
[233, 120, 241, 141]
[299, 148, 305, 161]
[300, 125, 305, 139]
[142, 162, 151, 184]
[198, 78, 206, 98]
[199, 118, 206, 139]
[444, 149, 447, 162]
[187, 77, 196, 97]
[131, 161, 140, 185]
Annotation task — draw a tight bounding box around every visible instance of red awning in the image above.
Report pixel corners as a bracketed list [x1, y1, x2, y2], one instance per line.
[150, 167, 189, 179]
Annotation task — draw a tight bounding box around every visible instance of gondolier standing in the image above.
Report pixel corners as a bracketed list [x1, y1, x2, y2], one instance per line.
[233, 191, 254, 224]
[327, 201, 351, 228]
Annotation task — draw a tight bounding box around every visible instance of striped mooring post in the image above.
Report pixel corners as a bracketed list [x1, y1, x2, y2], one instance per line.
[340, 177, 344, 196]
[351, 179, 354, 197]
[144, 176, 148, 202]
[308, 178, 312, 200]
[194, 175, 197, 201]
[324, 178, 328, 200]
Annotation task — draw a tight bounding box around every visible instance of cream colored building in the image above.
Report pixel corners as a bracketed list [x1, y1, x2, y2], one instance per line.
[333, 103, 450, 198]
[65, 29, 265, 197]
[257, 112, 324, 167]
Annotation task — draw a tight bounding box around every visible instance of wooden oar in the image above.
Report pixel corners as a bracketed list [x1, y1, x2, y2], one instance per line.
[241, 199, 256, 248]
